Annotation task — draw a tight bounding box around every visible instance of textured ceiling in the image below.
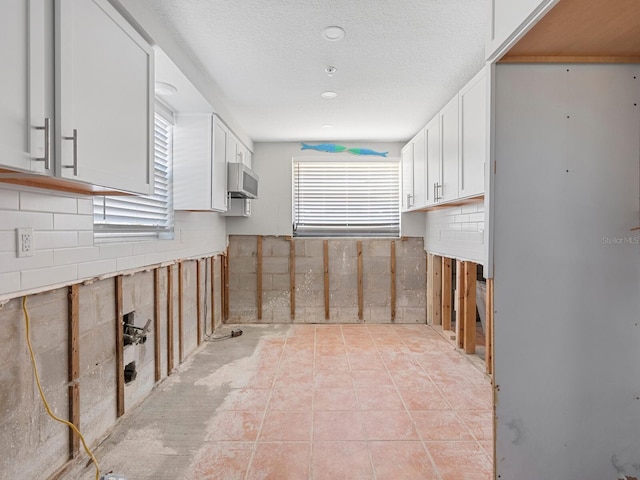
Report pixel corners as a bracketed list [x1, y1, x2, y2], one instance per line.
[145, 0, 487, 142]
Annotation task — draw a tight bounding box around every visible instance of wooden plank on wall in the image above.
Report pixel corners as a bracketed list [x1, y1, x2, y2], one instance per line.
[486, 277, 494, 375]
[290, 239, 296, 320]
[67, 284, 80, 457]
[224, 251, 229, 322]
[115, 276, 125, 417]
[324, 240, 330, 320]
[153, 268, 161, 382]
[456, 260, 465, 349]
[357, 240, 363, 321]
[432, 255, 442, 326]
[390, 240, 396, 322]
[178, 261, 184, 363]
[257, 236, 263, 320]
[211, 256, 216, 333]
[442, 257, 452, 331]
[464, 262, 477, 354]
[167, 265, 174, 375]
[196, 259, 202, 345]
[426, 254, 433, 324]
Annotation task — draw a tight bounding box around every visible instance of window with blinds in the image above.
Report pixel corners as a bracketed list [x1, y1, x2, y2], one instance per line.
[93, 111, 174, 239]
[293, 158, 400, 237]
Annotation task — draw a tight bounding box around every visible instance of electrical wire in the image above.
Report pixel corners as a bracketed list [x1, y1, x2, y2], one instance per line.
[22, 296, 101, 480]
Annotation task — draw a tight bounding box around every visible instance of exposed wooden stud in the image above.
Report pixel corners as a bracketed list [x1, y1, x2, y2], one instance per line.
[178, 261, 184, 363]
[390, 240, 396, 323]
[257, 236, 263, 320]
[167, 265, 174, 375]
[432, 255, 442, 326]
[442, 257, 453, 331]
[426, 254, 433, 324]
[463, 262, 477, 354]
[196, 259, 202, 345]
[357, 240, 363, 321]
[224, 251, 229, 321]
[456, 260, 465, 349]
[153, 269, 161, 382]
[214, 255, 216, 333]
[115, 276, 125, 417]
[323, 240, 330, 320]
[67, 284, 80, 457]
[289, 239, 296, 320]
[486, 277, 494, 375]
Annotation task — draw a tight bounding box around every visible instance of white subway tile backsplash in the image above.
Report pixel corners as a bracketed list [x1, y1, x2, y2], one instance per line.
[132, 241, 158, 256]
[21, 264, 78, 291]
[468, 212, 485, 223]
[116, 255, 148, 271]
[99, 243, 133, 260]
[461, 222, 480, 231]
[20, 191, 77, 214]
[54, 246, 99, 266]
[53, 213, 93, 231]
[35, 231, 79, 249]
[78, 231, 94, 246]
[77, 198, 93, 215]
[0, 211, 53, 230]
[460, 203, 480, 214]
[0, 250, 54, 274]
[455, 214, 470, 223]
[77, 259, 117, 279]
[0, 189, 19, 210]
[0, 232, 16, 252]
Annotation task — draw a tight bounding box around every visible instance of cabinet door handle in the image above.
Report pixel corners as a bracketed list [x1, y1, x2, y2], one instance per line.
[63, 129, 78, 176]
[34, 118, 51, 169]
[406, 193, 413, 208]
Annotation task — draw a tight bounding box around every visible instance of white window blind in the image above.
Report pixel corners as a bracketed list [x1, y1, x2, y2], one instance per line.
[93, 112, 174, 239]
[293, 158, 400, 237]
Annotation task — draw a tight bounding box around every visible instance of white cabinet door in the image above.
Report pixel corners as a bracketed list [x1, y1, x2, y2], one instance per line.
[488, 0, 556, 59]
[412, 128, 427, 207]
[212, 119, 229, 211]
[0, 0, 50, 173]
[173, 114, 213, 210]
[56, 0, 153, 194]
[440, 95, 459, 202]
[459, 69, 487, 198]
[401, 142, 414, 211]
[425, 115, 440, 206]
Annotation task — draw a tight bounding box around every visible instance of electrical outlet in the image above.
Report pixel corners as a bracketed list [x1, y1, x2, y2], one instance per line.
[16, 228, 34, 258]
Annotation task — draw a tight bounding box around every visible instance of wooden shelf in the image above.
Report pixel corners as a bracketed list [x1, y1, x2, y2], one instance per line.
[0, 169, 134, 196]
[406, 194, 484, 212]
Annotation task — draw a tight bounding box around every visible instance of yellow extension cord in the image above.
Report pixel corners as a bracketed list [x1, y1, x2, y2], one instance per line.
[22, 296, 101, 480]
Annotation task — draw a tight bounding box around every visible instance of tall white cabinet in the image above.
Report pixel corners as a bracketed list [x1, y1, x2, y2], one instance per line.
[0, 0, 153, 194]
[459, 69, 487, 198]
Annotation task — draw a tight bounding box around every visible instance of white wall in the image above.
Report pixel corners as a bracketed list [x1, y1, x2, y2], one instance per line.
[423, 202, 485, 265]
[493, 63, 640, 479]
[0, 184, 226, 301]
[226, 141, 425, 237]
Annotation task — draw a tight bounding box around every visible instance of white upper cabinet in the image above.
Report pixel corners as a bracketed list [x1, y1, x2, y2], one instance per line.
[173, 114, 229, 212]
[425, 115, 440, 206]
[0, 0, 153, 194]
[0, 0, 50, 173]
[56, 0, 153, 194]
[459, 68, 487, 198]
[412, 128, 427, 207]
[487, 0, 557, 60]
[401, 142, 414, 211]
[439, 95, 459, 203]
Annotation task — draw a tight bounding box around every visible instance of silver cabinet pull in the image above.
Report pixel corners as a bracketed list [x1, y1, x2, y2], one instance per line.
[434, 182, 442, 201]
[34, 118, 50, 169]
[406, 193, 413, 208]
[63, 129, 78, 176]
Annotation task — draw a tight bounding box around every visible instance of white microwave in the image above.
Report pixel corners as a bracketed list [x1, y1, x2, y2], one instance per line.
[227, 162, 259, 199]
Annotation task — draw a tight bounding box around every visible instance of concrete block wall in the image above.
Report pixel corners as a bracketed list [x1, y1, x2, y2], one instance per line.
[228, 235, 427, 324]
[0, 254, 223, 479]
[423, 200, 485, 265]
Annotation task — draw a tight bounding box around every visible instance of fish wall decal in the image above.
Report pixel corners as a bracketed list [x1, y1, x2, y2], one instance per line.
[300, 143, 388, 157]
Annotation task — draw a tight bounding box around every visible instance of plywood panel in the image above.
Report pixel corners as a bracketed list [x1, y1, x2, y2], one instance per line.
[442, 257, 452, 331]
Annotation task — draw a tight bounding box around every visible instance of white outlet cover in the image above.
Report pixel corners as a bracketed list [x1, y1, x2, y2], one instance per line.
[16, 228, 34, 258]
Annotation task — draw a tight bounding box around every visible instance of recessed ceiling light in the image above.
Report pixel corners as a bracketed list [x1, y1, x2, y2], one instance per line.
[154, 81, 178, 96]
[321, 124, 333, 129]
[325, 66, 337, 76]
[321, 26, 345, 41]
[321, 91, 338, 99]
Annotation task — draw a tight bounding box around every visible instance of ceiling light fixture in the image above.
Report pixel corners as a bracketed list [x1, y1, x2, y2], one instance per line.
[321, 91, 338, 99]
[321, 124, 333, 129]
[154, 81, 178, 96]
[321, 26, 345, 41]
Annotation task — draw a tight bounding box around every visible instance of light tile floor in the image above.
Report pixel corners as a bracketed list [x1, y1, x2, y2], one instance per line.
[70, 324, 493, 480]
